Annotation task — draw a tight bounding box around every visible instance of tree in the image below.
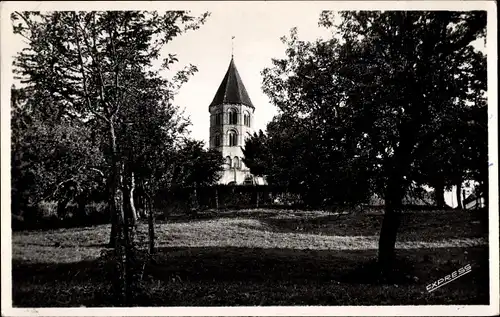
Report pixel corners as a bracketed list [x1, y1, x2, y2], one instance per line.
[106, 63, 195, 249]
[170, 139, 224, 188]
[11, 86, 105, 223]
[113, 67, 192, 253]
[243, 113, 373, 207]
[241, 130, 271, 178]
[411, 104, 487, 209]
[462, 105, 488, 205]
[262, 11, 486, 272]
[153, 139, 223, 216]
[12, 10, 209, 305]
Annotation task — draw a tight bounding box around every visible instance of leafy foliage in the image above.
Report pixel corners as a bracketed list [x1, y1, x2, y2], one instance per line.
[11, 10, 211, 305]
[11, 86, 106, 221]
[241, 130, 270, 178]
[11, 9, 210, 215]
[243, 109, 373, 207]
[169, 139, 225, 188]
[258, 11, 487, 268]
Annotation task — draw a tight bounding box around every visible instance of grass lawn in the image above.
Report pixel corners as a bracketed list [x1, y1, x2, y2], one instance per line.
[11, 208, 489, 306]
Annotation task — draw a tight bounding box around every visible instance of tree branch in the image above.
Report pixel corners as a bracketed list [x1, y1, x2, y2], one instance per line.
[34, 176, 78, 206]
[13, 11, 35, 41]
[83, 13, 110, 116]
[89, 167, 105, 177]
[73, 12, 109, 123]
[107, 15, 122, 118]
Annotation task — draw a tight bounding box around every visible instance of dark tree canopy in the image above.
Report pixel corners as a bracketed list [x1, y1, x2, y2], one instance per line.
[258, 11, 487, 270]
[170, 139, 225, 188]
[11, 87, 106, 220]
[11, 10, 211, 304]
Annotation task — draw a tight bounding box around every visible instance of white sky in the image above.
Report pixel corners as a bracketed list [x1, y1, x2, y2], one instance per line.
[160, 7, 487, 146]
[1, 5, 497, 315]
[8, 6, 487, 147]
[5, 5, 489, 207]
[8, 7, 332, 145]
[162, 8, 332, 145]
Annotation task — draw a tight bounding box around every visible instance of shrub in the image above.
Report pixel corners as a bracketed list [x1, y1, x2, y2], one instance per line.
[84, 202, 108, 216]
[37, 201, 58, 218]
[81, 202, 109, 225]
[12, 200, 110, 231]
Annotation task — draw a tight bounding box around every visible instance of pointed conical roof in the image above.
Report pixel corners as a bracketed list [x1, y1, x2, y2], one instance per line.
[210, 57, 254, 108]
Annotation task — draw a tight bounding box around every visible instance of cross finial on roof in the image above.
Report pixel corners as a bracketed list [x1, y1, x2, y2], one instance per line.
[231, 36, 235, 58]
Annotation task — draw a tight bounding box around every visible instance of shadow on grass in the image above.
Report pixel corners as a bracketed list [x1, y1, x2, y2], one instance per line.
[161, 209, 285, 223]
[13, 245, 489, 307]
[161, 209, 488, 242]
[258, 211, 488, 241]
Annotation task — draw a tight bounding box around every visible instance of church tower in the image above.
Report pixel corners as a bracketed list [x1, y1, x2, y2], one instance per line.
[209, 56, 255, 185]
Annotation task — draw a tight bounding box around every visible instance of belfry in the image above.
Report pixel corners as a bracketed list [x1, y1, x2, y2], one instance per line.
[208, 56, 260, 185]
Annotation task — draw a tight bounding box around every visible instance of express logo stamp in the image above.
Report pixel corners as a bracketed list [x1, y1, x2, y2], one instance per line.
[426, 264, 472, 293]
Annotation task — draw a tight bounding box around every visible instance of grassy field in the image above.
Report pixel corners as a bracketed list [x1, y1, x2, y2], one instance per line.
[12, 208, 489, 306]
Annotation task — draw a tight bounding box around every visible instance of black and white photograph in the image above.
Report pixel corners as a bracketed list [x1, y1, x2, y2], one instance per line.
[1, 1, 498, 315]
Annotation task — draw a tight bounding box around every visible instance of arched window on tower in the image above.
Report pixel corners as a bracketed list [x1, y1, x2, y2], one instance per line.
[215, 113, 222, 125]
[228, 108, 238, 124]
[225, 156, 232, 168]
[228, 130, 238, 146]
[214, 133, 221, 147]
[244, 111, 251, 127]
[233, 156, 240, 169]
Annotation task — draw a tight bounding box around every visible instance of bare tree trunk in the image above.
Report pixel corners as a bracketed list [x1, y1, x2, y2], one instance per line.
[455, 181, 463, 209]
[146, 190, 155, 254]
[433, 179, 445, 209]
[129, 172, 138, 223]
[114, 182, 128, 305]
[215, 187, 219, 210]
[122, 168, 137, 244]
[129, 173, 138, 221]
[378, 180, 403, 274]
[108, 120, 120, 245]
[120, 165, 139, 306]
[109, 206, 118, 247]
[109, 171, 118, 247]
[140, 189, 147, 218]
[107, 122, 121, 248]
[191, 186, 199, 216]
[106, 120, 130, 305]
[378, 139, 410, 274]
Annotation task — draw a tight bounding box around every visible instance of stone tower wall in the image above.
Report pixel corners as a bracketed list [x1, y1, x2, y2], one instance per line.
[209, 103, 255, 183]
